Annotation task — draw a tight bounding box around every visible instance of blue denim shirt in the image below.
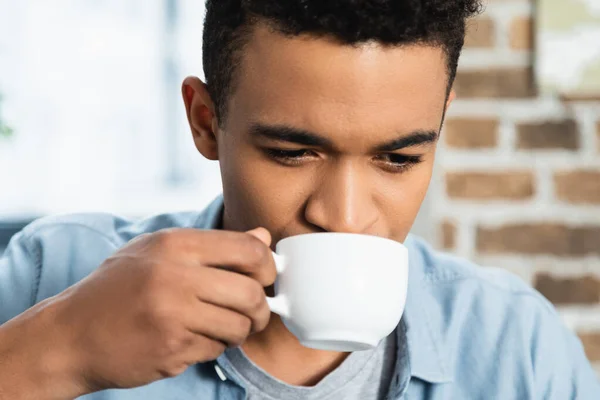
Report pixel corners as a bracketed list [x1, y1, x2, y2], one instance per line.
[1, 197, 599, 399]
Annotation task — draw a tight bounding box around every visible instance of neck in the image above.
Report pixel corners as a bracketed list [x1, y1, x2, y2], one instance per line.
[242, 315, 350, 386]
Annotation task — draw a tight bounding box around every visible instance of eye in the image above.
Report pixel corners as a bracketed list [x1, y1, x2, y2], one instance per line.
[263, 148, 316, 166]
[373, 153, 423, 173]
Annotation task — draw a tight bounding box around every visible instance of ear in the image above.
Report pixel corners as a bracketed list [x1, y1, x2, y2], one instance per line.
[445, 89, 456, 111]
[181, 76, 220, 160]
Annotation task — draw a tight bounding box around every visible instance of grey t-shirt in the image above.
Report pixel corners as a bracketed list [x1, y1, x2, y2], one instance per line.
[223, 334, 397, 400]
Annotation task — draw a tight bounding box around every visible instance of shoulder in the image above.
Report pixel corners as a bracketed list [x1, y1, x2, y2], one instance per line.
[407, 235, 551, 311]
[407, 235, 559, 343]
[406, 236, 599, 396]
[20, 210, 205, 249]
[2, 199, 223, 321]
[18, 196, 225, 249]
[12, 211, 205, 302]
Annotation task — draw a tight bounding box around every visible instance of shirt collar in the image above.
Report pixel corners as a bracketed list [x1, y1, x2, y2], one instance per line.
[194, 197, 454, 384]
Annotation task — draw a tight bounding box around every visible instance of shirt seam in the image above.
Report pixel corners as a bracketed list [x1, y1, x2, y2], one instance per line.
[21, 223, 121, 303]
[24, 222, 122, 248]
[20, 234, 43, 306]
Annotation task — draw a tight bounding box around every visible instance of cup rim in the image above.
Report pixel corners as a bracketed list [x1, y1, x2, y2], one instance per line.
[276, 231, 407, 249]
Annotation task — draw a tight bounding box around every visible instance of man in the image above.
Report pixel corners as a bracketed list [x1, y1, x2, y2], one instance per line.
[0, 0, 598, 399]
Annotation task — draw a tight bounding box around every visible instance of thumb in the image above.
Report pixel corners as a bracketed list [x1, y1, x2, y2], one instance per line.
[246, 227, 272, 247]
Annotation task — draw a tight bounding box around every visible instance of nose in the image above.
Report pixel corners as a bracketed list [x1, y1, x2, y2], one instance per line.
[304, 161, 378, 234]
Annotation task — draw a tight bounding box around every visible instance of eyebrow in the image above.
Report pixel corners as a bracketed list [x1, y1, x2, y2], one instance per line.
[248, 123, 438, 152]
[249, 123, 334, 148]
[374, 130, 439, 152]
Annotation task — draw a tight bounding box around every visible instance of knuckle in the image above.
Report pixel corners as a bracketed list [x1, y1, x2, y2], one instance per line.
[158, 329, 193, 358]
[141, 285, 178, 325]
[126, 232, 152, 248]
[151, 229, 180, 249]
[243, 280, 266, 312]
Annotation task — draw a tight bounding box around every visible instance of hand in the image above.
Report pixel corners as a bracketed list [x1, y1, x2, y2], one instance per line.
[52, 228, 276, 394]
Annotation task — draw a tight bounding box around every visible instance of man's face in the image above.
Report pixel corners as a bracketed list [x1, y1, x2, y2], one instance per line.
[186, 26, 453, 246]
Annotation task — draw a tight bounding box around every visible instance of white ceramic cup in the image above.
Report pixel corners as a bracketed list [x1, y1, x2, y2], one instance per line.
[266, 232, 409, 352]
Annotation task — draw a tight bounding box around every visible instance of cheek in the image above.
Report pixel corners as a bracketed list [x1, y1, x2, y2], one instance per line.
[219, 142, 316, 232]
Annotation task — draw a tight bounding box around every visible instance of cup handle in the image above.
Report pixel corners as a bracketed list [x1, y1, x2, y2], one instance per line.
[266, 252, 290, 318]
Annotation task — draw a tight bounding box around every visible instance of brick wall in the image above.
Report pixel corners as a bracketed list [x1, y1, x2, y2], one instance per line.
[434, 0, 600, 373]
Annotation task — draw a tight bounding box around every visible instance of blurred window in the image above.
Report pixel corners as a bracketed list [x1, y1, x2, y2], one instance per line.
[0, 0, 222, 220]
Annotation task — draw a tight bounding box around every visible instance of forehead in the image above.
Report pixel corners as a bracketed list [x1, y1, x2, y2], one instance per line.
[226, 25, 449, 139]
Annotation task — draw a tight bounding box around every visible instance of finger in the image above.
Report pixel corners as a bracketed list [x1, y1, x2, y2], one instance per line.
[246, 227, 271, 247]
[184, 301, 254, 347]
[203, 232, 276, 287]
[163, 229, 277, 286]
[184, 266, 271, 332]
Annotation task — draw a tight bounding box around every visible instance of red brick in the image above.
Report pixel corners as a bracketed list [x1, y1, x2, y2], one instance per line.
[555, 170, 600, 204]
[578, 333, 600, 362]
[446, 171, 534, 200]
[444, 118, 499, 149]
[509, 16, 533, 50]
[477, 224, 600, 256]
[441, 221, 457, 250]
[534, 274, 600, 305]
[517, 120, 579, 150]
[454, 68, 535, 98]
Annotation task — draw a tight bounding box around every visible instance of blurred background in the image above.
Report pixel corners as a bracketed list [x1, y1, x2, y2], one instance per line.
[0, 0, 221, 226]
[436, 0, 600, 374]
[1, 0, 600, 374]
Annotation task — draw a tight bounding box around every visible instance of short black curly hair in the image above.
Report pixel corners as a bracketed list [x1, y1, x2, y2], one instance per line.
[202, 0, 482, 122]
